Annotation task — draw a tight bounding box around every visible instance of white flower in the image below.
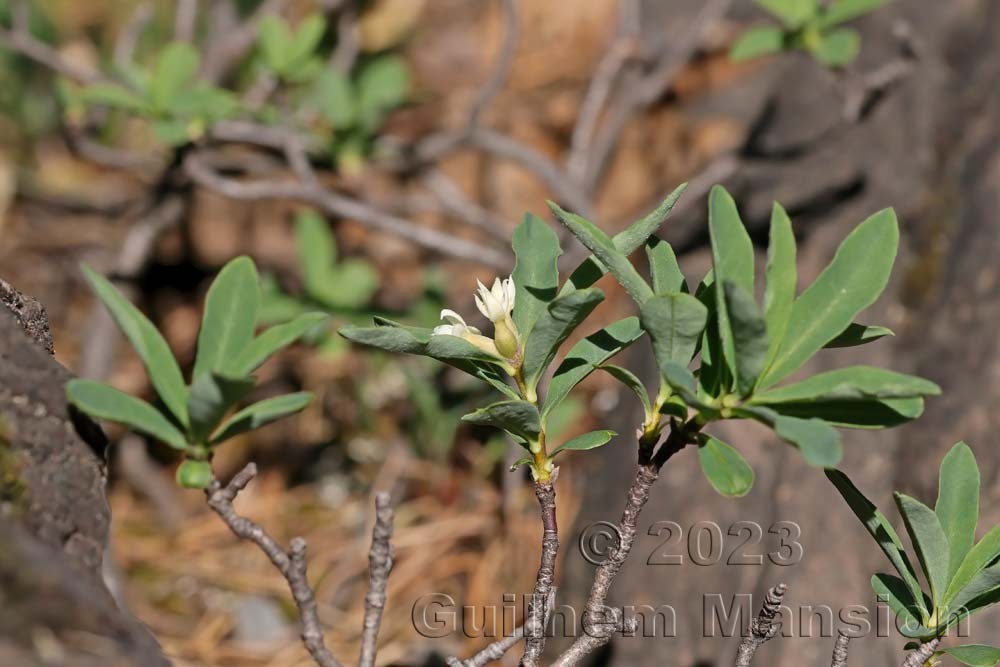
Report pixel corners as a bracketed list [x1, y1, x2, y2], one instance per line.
[475, 276, 516, 323]
[432, 309, 481, 337]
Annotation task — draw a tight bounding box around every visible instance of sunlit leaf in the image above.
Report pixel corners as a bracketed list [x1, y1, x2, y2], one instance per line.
[66, 379, 187, 451]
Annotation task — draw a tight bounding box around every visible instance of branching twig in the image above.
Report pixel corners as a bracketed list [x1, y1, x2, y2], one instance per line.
[830, 631, 851, 667]
[734, 583, 787, 667]
[0, 20, 101, 83]
[520, 480, 559, 667]
[900, 639, 939, 667]
[359, 492, 394, 667]
[466, 0, 519, 130]
[113, 2, 154, 68]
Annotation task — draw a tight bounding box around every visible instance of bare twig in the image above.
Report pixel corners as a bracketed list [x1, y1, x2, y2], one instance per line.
[330, 5, 360, 73]
[0, 22, 101, 83]
[520, 480, 559, 667]
[359, 492, 394, 667]
[447, 590, 556, 667]
[184, 152, 510, 267]
[420, 169, 512, 240]
[174, 0, 198, 42]
[200, 0, 289, 81]
[831, 631, 851, 667]
[466, 0, 519, 130]
[734, 583, 787, 667]
[113, 2, 154, 68]
[900, 639, 939, 667]
[207, 463, 346, 667]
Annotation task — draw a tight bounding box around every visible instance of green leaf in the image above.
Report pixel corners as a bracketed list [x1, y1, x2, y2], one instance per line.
[210, 392, 313, 445]
[813, 27, 861, 67]
[80, 83, 149, 113]
[895, 492, 950, 607]
[760, 209, 899, 387]
[511, 213, 562, 337]
[561, 184, 687, 296]
[66, 379, 187, 451]
[295, 211, 337, 296]
[288, 15, 326, 68]
[755, 0, 817, 27]
[819, 0, 892, 28]
[258, 15, 292, 72]
[600, 365, 651, 417]
[661, 361, 716, 412]
[152, 119, 194, 146]
[193, 256, 260, 380]
[826, 469, 929, 621]
[81, 264, 188, 426]
[641, 293, 708, 382]
[759, 396, 924, 429]
[870, 574, 928, 638]
[313, 70, 357, 129]
[824, 323, 894, 348]
[542, 317, 644, 419]
[708, 186, 755, 389]
[944, 522, 1000, 611]
[231, 312, 328, 375]
[698, 434, 755, 497]
[462, 400, 541, 444]
[522, 288, 604, 390]
[187, 373, 255, 444]
[339, 320, 505, 365]
[730, 25, 786, 62]
[947, 561, 1000, 623]
[645, 237, 686, 294]
[549, 202, 653, 304]
[752, 366, 941, 404]
[551, 429, 616, 456]
[941, 646, 1000, 667]
[151, 42, 199, 111]
[723, 282, 769, 396]
[357, 55, 409, 129]
[774, 414, 842, 467]
[323, 259, 379, 310]
[176, 459, 213, 489]
[763, 203, 796, 371]
[936, 442, 980, 584]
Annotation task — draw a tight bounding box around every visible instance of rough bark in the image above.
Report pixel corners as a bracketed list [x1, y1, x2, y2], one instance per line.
[0, 279, 169, 667]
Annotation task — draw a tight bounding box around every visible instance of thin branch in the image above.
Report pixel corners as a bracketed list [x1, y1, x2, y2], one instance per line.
[830, 631, 851, 667]
[174, 0, 198, 43]
[359, 492, 394, 667]
[206, 463, 346, 667]
[734, 583, 787, 667]
[184, 152, 510, 267]
[200, 0, 290, 81]
[113, 2, 154, 68]
[900, 639, 939, 667]
[420, 169, 512, 241]
[330, 4, 360, 73]
[520, 480, 559, 667]
[466, 0, 519, 130]
[0, 22, 101, 83]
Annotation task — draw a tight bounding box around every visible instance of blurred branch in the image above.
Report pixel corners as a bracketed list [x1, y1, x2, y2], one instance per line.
[174, 0, 198, 43]
[466, 0, 519, 130]
[184, 152, 510, 267]
[200, 0, 290, 81]
[0, 18, 102, 83]
[359, 492, 394, 667]
[330, 4, 360, 73]
[419, 169, 512, 241]
[734, 583, 786, 667]
[113, 2, 154, 68]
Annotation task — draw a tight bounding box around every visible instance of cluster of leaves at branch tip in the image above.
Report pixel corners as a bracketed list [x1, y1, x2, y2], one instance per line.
[65, 257, 325, 488]
[63, 12, 410, 170]
[730, 0, 894, 67]
[829, 443, 1000, 665]
[340, 181, 938, 490]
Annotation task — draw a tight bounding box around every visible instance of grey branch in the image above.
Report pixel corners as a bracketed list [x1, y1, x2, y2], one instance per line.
[174, 0, 198, 42]
[466, 0, 519, 130]
[520, 481, 559, 667]
[113, 2, 154, 68]
[831, 631, 851, 667]
[207, 463, 345, 667]
[0, 18, 102, 83]
[735, 583, 787, 667]
[183, 152, 510, 268]
[446, 591, 556, 667]
[900, 639, 940, 667]
[359, 492, 394, 667]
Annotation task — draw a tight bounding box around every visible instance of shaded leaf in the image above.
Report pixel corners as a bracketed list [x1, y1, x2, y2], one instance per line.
[511, 213, 562, 337]
[82, 264, 188, 426]
[763, 203, 796, 370]
[641, 293, 708, 380]
[730, 25, 786, 61]
[709, 186, 754, 388]
[522, 288, 604, 390]
[942, 646, 1000, 667]
[826, 469, 928, 620]
[814, 27, 861, 67]
[231, 312, 329, 375]
[551, 430, 616, 456]
[755, 0, 817, 27]
[761, 209, 899, 387]
[339, 319, 504, 365]
[193, 256, 260, 380]
[295, 211, 337, 297]
[871, 573, 930, 638]
[752, 366, 941, 403]
[288, 14, 326, 67]
[187, 373, 255, 444]
[645, 237, 686, 294]
[259, 15, 291, 72]
[819, 0, 892, 28]
[698, 434, 754, 497]
[600, 364, 651, 416]
[723, 281, 769, 396]
[774, 414, 842, 467]
[151, 42, 199, 110]
[462, 400, 541, 444]
[824, 323, 894, 348]
[945, 521, 1000, 610]
[211, 392, 313, 444]
[542, 317, 644, 419]
[760, 396, 924, 429]
[66, 379, 187, 451]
